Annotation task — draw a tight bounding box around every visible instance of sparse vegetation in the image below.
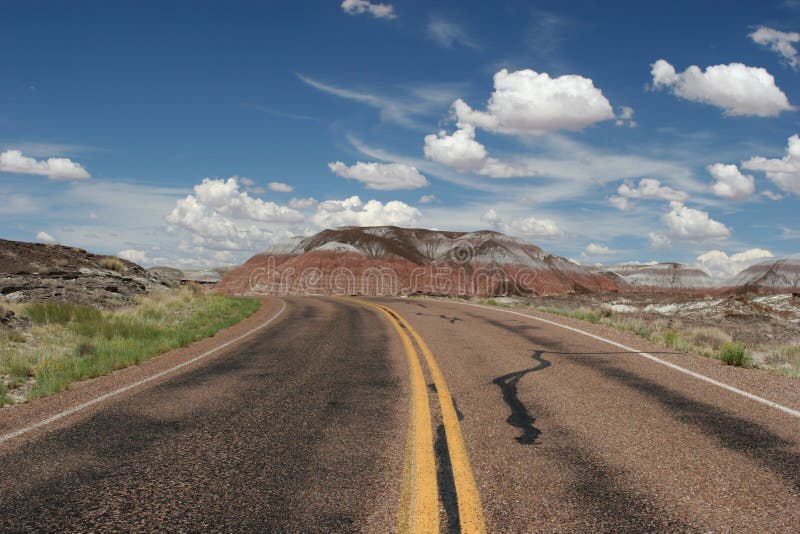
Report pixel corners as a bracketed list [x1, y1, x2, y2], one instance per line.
[763, 345, 800, 378]
[0, 287, 260, 403]
[536, 306, 601, 324]
[99, 256, 127, 273]
[7, 330, 27, 343]
[718, 342, 752, 367]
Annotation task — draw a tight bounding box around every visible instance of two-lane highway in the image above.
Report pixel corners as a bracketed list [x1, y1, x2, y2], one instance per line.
[1, 296, 798, 532]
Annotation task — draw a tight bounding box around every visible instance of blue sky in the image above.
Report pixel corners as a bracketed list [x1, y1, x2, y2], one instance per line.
[2, 0, 799, 276]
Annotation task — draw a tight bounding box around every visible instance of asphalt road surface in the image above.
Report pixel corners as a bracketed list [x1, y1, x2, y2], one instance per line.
[1, 296, 798, 532]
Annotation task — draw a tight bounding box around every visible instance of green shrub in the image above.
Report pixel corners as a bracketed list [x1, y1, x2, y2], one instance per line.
[718, 342, 752, 367]
[663, 330, 689, 351]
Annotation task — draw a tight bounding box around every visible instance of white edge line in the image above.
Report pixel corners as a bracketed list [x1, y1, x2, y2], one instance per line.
[0, 299, 288, 445]
[442, 300, 800, 420]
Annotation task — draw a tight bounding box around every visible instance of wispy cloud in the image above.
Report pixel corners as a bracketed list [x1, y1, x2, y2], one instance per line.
[427, 17, 479, 49]
[241, 102, 319, 122]
[297, 73, 461, 129]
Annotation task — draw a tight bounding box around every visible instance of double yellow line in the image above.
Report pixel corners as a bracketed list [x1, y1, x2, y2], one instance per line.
[349, 298, 486, 534]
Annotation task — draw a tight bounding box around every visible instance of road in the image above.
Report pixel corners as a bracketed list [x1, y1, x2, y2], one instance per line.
[0, 296, 798, 532]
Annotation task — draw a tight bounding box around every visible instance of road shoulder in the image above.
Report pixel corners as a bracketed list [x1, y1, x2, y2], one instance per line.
[0, 296, 286, 449]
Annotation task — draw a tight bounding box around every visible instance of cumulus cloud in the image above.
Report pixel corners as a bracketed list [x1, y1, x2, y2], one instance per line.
[615, 106, 637, 127]
[478, 208, 563, 238]
[328, 160, 429, 190]
[749, 26, 800, 69]
[419, 194, 437, 204]
[118, 249, 150, 265]
[427, 17, 478, 48]
[505, 216, 564, 239]
[480, 208, 501, 226]
[696, 248, 774, 279]
[741, 134, 800, 196]
[340, 0, 395, 19]
[0, 149, 90, 180]
[651, 59, 794, 117]
[166, 177, 304, 250]
[648, 232, 672, 250]
[662, 201, 731, 240]
[452, 68, 614, 135]
[582, 243, 614, 256]
[36, 231, 56, 244]
[288, 197, 318, 209]
[707, 163, 755, 200]
[617, 178, 689, 202]
[607, 195, 633, 211]
[268, 181, 294, 193]
[423, 124, 535, 177]
[311, 196, 420, 228]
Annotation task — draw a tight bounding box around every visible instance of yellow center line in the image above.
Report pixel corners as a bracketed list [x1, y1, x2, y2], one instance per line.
[348, 297, 487, 534]
[348, 298, 439, 534]
[384, 304, 488, 534]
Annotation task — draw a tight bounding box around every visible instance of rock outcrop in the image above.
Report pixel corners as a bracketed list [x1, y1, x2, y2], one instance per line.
[0, 239, 168, 308]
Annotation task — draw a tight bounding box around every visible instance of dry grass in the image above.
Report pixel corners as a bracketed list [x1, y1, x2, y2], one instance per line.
[684, 326, 732, 351]
[763, 346, 800, 378]
[99, 256, 126, 273]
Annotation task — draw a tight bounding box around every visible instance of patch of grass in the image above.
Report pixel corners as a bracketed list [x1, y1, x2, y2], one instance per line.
[684, 327, 732, 351]
[718, 342, 752, 367]
[7, 330, 27, 343]
[763, 345, 800, 378]
[0, 380, 5, 406]
[1, 288, 260, 402]
[663, 330, 689, 352]
[537, 306, 601, 324]
[99, 256, 126, 273]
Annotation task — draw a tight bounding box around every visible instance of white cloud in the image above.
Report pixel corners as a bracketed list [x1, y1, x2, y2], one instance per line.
[741, 133, 800, 196]
[696, 248, 774, 279]
[607, 195, 633, 211]
[267, 181, 294, 193]
[615, 106, 637, 127]
[340, 0, 395, 19]
[419, 194, 437, 204]
[328, 161, 429, 190]
[452, 68, 615, 135]
[707, 163, 755, 200]
[118, 249, 150, 265]
[480, 208, 501, 226]
[617, 178, 689, 202]
[36, 231, 56, 244]
[311, 196, 420, 228]
[166, 177, 304, 250]
[749, 26, 800, 69]
[297, 73, 460, 129]
[762, 190, 784, 200]
[0, 149, 90, 180]
[427, 17, 478, 48]
[505, 215, 563, 239]
[582, 243, 614, 256]
[423, 124, 535, 177]
[651, 59, 794, 117]
[648, 232, 672, 250]
[288, 197, 318, 209]
[662, 201, 731, 240]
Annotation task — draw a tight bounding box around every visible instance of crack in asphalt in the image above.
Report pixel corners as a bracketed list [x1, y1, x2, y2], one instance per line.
[415, 312, 462, 324]
[493, 350, 551, 445]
